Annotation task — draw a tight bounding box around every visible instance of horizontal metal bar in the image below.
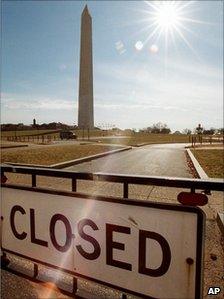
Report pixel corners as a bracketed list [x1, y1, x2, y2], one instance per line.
[1, 164, 223, 191]
[2, 266, 82, 298]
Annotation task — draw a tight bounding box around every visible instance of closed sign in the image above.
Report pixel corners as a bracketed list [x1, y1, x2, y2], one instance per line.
[1, 186, 205, 299]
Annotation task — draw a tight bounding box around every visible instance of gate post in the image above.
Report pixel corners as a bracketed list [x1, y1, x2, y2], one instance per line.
[123, 182, 128, 198]
[72, 179, 77, 192]
[72, 277, 78, 294]
[33, 263, 39, 278]
[32, 175, 36, 187]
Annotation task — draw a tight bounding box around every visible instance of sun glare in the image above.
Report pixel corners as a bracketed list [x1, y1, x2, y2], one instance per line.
[155, 2, 180, 31]
[141, 0, 207, 57]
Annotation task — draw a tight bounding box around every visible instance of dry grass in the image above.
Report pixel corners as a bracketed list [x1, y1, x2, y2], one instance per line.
[1, 129, 113, 138]
[191, 149, 224, 178]
[1, 129, 58, 137]
[1, 144, 121, 166]
[192, 143, 223, 148]
[92, 134, 190, 146]
[1, 130, 192, 146]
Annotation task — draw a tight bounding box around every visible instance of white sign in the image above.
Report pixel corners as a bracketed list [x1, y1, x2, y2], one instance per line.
[1, 187, 204, 299]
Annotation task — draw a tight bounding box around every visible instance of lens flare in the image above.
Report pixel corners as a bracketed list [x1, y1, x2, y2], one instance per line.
[140, 1, 210, 58]
[135, 41, 144, 51]
[150, 44, 159, 53]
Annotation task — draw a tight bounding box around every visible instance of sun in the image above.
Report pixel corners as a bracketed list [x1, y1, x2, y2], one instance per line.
[139, 1, 206, 56]
[154, 2, 180, 31]
[145, 1, 186, 41]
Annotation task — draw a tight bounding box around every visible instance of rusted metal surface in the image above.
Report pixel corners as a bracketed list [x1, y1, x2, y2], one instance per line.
[177, 192, 208, 206]
[1, 165, 223, 192]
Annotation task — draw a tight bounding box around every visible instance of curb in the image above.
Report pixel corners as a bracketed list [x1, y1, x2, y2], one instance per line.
[186, 149, 208, 179]
[3, 162, 52, 168]
[4, 146, 132, 169]
[1, 145, 29, 149]
[134, 142, 152, 147]
[134, 142, 190, 147]
[51, 146, 132, 168]
[216, 212, 224, 236]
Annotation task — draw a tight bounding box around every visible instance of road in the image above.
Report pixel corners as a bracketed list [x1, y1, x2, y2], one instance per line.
[3, 143, 192, 201]
[67, 143, 192, 178]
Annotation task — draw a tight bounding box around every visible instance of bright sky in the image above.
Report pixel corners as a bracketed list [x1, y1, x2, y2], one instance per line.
[1, 1, 223, 131]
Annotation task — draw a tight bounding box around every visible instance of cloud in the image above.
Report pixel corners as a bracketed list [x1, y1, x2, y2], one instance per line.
[95, 101, 188, 112]
[2, 92, 187, 113]
[93, 58, 223, 129]
[1, 94, 76, 110]
[165, 59, 223, 81]
[95, 59, 222, 109]
[1, 57, 222, 130]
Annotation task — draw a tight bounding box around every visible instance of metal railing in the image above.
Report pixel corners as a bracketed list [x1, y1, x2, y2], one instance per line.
[189, 135, 224, 147]
[1, 164, 223, 198]
[1, 164, 223, 299]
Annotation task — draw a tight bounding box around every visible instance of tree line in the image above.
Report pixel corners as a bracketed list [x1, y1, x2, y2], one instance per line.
[1, 122, 74, 131]
[1, 122, 223, 135]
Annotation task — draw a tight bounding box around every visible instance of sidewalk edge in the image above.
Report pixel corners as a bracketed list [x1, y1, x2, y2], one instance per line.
[186, 149, 208, 179]
[4, 147, 132, 169]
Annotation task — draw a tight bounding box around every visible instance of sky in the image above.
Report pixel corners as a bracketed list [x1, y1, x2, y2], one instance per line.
[1, 0, 223, 131]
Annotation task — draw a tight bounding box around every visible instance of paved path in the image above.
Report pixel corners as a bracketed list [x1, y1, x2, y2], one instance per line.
[4, 143, 193, 204]
[67, 143, 192, 178]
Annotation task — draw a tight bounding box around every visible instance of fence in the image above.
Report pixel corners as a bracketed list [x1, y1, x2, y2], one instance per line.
[1, 134, 60, 143]
[1, 165, 224, 299]
[1, 130, 61, 143]
[1, 165, 223, 197]
[189, 135, 224, 147]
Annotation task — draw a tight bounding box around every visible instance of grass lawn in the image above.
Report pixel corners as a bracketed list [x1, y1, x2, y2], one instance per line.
[1, 130, 191, 145]
[92, 134, 190, 146]
[1, 129, 115, 138]
[192, 143, 223, 148]
[1, 129, 59, 137]
[191, 149, 224, 178]
[1, 144, 121, 166]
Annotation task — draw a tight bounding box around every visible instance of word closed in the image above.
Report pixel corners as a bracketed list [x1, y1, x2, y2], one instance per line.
[10, 205, 171, 277]
[1, 187, 204, 299]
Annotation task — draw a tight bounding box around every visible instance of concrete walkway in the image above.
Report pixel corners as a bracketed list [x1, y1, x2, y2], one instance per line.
[67, 143, 192, 178]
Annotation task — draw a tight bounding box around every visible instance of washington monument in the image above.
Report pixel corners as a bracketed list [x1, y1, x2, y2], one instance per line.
[78, 5, 94, 129]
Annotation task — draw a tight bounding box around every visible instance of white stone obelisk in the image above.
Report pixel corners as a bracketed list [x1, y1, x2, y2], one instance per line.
[78, 5, 94, 129]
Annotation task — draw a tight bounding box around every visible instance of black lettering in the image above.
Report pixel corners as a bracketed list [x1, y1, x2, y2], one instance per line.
[76, 219, 101, 260]
[139, 230, 171, 277]
[30, 209, 48, 247]
[10, 205, 27, 240]
[106, 224, 132, 271]
[50, 214, 72, 252]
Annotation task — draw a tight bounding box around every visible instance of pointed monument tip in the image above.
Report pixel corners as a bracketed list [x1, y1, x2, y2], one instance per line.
[83, 4, 89, 14]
